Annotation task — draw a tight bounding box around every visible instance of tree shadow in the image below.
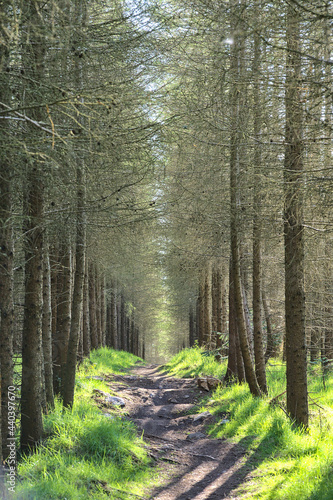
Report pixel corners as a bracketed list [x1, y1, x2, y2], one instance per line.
[147, 432, 284, 500]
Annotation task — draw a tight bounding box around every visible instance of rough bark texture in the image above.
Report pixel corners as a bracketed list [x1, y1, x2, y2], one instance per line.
[54, 243, 71, 395]
[284, 2, 308, 427]
[63, 162, 86, 408]
[82, 258, 90, 357]
[42, 240, 55, 410]
[263, 288, 278, 361]
[89, 262, 98, 349]
[252, 9, 267, 394]
[100, 275, 106, 347]
[21, 168, 44, 451]
[229, 0, 261, 397]
[110, 282, 118, 350]
[0, 144, 14, 460]
[203, 263, 213, 349]
[189, 304, 195, 347]
[0, 9, 14, 459]
[20, 1, 47, 450]
[225, 266, 239, 383]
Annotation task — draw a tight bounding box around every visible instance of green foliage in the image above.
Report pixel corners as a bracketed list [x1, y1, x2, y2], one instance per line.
[15, 348, 152, 500]
[164, 348, 333, 500]
[163, 346, 227, 379]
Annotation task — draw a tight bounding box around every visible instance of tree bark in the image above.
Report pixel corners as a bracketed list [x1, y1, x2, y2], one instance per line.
[63, 161, 86, 408]
[0, 4, 14, 459]
[203, 262, 213, 349]
[82, 257, 90, 357]
[284, 2, 308, 427]
[89, 262, 98, 349]
[42, 238, 55, 410]
[53, 241, 71, 395]
[21, 167, 44, 451]
[110, 282, 118, 349]
[252, 6, 267, 394]
[229, 0, 261, 397]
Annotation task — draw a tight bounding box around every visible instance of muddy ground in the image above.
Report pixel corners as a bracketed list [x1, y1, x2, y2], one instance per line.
[100, 364, 254, 500]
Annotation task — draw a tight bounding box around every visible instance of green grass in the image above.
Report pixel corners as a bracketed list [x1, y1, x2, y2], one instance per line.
[14, 348, 155, 500]
[164, 347, 333, 500]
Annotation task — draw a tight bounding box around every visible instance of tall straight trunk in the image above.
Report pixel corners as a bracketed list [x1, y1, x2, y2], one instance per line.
[0, 7, 14, 459]
[20, 0, 48, 450]
[229, 0, 261, 397]
[82, 258, 90, 357]
[117, 298, 121, 348]
[263, 288, 277, 361]
[21, 169, 44, 451]
[53, 242, 71, 395]
[323, 20, 333, 373]
[63, 163, 86, 408]
[106, 300, 111, 347]
[134, 327, 140, 357]
[284, 3, 308, 427]
[0, 132, 14, 461]
[189, 304, 195, 347]
[89, 262, 98, 349]
[324, 242, 333, 372]
[120, 294, 127, 351]
[225, 258, 245, 383]
[203, 263, 213, 348]
[95, 267, 102, 347]
[252, 6, 267, 394]
[100, 275, 106, 347]
[212, 264, 219, 347]
[198, 282, 204, 346]
[0, 175, 14, 459]
[50, 246, 59, 363]
[215, 262, 226, 352]
[225, 266, 239, 382]
[110, 282, 118, 349]
[130, 309, 135, 354]
[42, 238, 54, 410]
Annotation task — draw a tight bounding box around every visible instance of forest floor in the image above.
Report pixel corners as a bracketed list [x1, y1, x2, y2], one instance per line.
[101, 364, 250, 500]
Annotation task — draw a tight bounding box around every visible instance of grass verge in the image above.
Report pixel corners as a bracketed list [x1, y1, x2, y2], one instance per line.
[14, 348, 155, 500]
[164, 347, 333, 500]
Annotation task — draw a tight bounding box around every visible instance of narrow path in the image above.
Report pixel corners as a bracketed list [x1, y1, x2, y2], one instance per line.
[104, 364, 250, 500]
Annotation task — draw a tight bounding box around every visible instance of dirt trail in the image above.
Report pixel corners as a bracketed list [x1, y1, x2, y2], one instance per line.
[102, 364, 251, 500]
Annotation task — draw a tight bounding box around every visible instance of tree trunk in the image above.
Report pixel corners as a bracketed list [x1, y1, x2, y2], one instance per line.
[63, 161, 86, 408]
[42, 238, 54, 410]
[189, 303, 195, 347]
[0, 141, 14, 460]
[53, 241, 71, 395]
[21, 167, 44, 451]
[100, 275, 106, 347]
[95, 267, 102, 347]
[82, 257, 90, 357]
[225, 265, 239, 383]
[0, 6, 14, 459]
[229, 0, 261, 397]
[20, 0, 48, 450]
[284, 2, 308, 427]
[120, 294, 127, 351]
[252, 7, 267, 394]
[203, 262, 213, 349]
[110, 282, 118, 349]
[89, 262, 98, 349]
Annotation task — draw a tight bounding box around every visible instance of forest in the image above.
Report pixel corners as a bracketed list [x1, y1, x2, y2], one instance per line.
[0, 0, 333, 498]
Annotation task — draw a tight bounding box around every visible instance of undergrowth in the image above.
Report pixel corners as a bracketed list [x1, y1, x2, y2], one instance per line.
[14, 348, 154, 500]
[164, 347, 333, 500]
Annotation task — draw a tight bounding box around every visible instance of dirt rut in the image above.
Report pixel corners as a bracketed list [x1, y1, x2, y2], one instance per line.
[103, 364, 250, 500]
